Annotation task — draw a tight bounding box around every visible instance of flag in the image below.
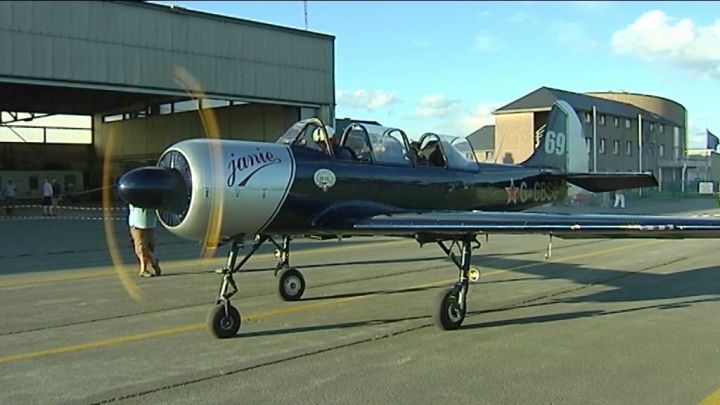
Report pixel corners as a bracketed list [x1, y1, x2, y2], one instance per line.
[707, 129, 719, 151]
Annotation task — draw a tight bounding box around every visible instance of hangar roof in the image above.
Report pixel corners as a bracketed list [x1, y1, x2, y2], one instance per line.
[128, 1, 334, 40]
[0, 1, 335, 115]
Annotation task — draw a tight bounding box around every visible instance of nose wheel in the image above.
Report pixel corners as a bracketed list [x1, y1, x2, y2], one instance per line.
[207, 303, 241, 339]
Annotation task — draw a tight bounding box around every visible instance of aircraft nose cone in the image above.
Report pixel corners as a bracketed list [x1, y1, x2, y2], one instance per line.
[117, 167, 189, 213]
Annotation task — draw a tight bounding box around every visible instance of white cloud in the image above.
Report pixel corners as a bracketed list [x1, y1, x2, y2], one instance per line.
[474, 32, 500, 53]
[612, 10, 720, 78]
[459, 103, 500, 134]
[336, 89, 401, 110]
[415, 94, 462, 119]
[410, 97, 499, 136]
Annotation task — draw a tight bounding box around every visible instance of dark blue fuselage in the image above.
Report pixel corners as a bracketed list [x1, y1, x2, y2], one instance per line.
[265, 147, 568, 235]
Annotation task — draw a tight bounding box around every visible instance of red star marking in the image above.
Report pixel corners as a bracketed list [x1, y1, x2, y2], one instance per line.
[505, 179, 518, 204]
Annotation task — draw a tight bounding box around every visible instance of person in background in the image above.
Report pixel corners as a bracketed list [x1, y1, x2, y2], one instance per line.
[2, 179, 16, 216]
[127, 203, 162, 278]
[51, 178, 63, 216]
[613, 189, 626, 209]
[41, 178, 53, 216]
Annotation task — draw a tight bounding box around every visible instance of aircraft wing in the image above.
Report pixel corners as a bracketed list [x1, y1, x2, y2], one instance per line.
[347, 211, 720, 239]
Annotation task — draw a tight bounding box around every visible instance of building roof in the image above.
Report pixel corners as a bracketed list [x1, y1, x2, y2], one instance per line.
[495, 86, 680, 126]
[466, 125, 495, 150]
[127, 1, 335, 40]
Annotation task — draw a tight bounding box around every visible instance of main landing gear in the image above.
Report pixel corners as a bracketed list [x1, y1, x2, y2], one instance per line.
[206, 235, 306, 339]
[433, 237, 481, 330]
[271, 236, 306, 301]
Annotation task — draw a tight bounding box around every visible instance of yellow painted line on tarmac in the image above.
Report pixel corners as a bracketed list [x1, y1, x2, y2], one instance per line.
[701, 388, 720, 405]
[0, 293, 377, 366]
[0, 239, 668, 365]
[0, 323, 204, 365]
[0, 239, 411, 288]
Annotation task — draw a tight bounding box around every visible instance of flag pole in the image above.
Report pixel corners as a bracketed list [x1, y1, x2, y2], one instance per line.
[304, 1, 308, 30]
[638, 114, 643, 197]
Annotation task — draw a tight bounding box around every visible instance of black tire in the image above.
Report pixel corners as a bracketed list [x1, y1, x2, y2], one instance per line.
[434, 287, 466, 330]
[277, 267, 305, 301]
[207, 303, 241, 339]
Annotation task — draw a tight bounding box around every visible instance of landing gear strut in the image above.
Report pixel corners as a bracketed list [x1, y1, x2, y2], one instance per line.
[433, 237, 479, 330]
[207, 235, 306, 338]
[270, 236, 306, 301]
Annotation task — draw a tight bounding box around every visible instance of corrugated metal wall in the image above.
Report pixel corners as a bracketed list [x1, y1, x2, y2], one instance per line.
[0, 1, 335, 106]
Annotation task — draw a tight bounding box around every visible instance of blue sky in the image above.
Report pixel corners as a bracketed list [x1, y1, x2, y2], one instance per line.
[156, 1, 719, 146]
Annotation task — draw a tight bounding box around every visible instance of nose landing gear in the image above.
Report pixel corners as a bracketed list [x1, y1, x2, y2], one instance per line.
[271, 235, 306, 301]
[207, 234, 307, 338]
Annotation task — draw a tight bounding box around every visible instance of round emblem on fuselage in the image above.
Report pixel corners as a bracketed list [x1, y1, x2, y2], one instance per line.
[313, 169, 337, 192]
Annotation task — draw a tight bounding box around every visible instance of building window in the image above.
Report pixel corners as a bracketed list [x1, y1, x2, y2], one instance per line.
[625, 141, 632, 156]
[585, 137, 591, 153]
[625, 119, 631, 129]
[659, 144, 665, 158]
[29, 176, 38, 191]
[599, 115, 606, 125]
[599, 138, 606, 154]
[584, 112, 592, 123]
[659, 124, 664, 133]
[484, 151, 494, 160]
[174, 99, 200, 113]
[649, 123, 654, 132]
[103, 114, 123, 123]
[648, 142, 655, 157]
[613, 117, 619, 127]
[613, 139, 619, 155]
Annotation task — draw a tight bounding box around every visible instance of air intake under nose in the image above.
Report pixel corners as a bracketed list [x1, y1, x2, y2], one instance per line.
[117, 166, 188, 214]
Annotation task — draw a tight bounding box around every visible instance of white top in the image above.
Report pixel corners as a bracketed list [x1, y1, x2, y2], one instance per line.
[128, 204, 158, 229]
[42, 182, 53, 197]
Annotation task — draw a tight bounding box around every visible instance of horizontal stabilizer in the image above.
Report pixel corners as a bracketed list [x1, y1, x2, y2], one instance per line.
[562, 172, 658, 192]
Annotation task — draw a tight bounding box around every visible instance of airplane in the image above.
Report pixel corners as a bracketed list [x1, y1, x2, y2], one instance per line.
[117, 100, 720, 339]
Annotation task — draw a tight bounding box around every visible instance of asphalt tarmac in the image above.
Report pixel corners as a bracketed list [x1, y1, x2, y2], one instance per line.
[2, 198, 720, 405]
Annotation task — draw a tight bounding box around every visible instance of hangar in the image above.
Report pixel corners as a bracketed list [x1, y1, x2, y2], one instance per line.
[0, 1, 335, 198]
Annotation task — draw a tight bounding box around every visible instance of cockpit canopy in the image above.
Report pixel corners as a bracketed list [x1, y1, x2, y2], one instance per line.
[341, 123, 413, 166]
[276, 118, 335, 155]
[276, 118, 478, 171]
[416, 132, 479, 171]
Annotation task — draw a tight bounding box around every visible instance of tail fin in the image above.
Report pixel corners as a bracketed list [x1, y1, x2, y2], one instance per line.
[522, 100, 657, 192]
[521, 99, 588, 173]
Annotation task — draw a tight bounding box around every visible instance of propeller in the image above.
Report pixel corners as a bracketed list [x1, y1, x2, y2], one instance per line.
[101, 65, 224, 303]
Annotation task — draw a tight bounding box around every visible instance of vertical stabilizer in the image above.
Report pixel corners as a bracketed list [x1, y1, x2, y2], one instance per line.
[521, 100, 588, 173]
